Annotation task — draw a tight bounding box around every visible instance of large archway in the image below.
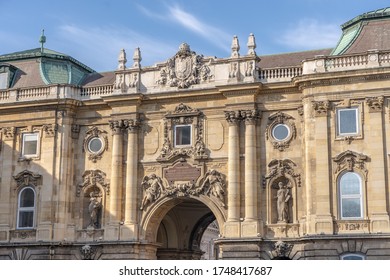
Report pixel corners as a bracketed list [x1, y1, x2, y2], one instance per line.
[140, 196, 225, 260]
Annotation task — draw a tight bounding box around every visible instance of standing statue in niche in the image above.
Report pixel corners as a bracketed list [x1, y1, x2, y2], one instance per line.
[140, 174, 165, 210]
[88, 192, 102, 228]
[275, 181, 291, 223]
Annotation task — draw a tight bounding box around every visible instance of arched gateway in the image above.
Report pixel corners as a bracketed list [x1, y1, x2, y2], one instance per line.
[140, 194, 226, 259]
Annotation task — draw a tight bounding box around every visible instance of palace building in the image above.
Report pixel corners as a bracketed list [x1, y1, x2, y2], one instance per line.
[1, 8, 390, 260]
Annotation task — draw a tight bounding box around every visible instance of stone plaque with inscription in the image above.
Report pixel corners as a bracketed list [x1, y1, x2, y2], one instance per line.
[164, 162, 201, 185]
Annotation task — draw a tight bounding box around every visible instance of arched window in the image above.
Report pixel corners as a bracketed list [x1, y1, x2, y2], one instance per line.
[339, 172, 363, 219]
[17, 187, 36, 229]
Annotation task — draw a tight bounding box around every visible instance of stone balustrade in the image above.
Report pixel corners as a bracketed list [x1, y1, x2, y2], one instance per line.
[1, 50, 390, 104]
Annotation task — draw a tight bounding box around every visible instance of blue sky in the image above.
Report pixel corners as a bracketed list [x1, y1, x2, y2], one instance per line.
[1, 0, 388, 72]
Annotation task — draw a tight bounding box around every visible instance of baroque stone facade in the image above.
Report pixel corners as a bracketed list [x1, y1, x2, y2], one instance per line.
[2, 8, 390, 260]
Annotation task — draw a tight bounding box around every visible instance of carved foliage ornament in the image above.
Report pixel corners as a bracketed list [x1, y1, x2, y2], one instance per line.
[157, 43, 212, 89]
[366, 96, 384, 112]
[312, 100, 329, 116]
[273, 241, 293, 259]
[333, 150, 368, 179]
[265, 111, 296, 151]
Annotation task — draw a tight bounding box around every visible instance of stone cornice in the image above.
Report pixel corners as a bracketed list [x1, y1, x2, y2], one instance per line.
[295, 67, 390, 90]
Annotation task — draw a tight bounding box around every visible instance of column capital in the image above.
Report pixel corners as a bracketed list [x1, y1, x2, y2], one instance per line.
[109, 120, 125, 135]
[224, 110, 241, 125]
[241, 109, 261, 125]
[124, 119, 140, 133]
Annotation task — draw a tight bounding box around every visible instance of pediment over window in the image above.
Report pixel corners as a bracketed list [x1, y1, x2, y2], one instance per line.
[13, 170, 42, 189]
[333, 150, 369, 179]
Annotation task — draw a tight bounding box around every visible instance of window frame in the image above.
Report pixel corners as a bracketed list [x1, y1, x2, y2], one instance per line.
[173, 124, 192, 147]
[21, 132, 40, 158]
[336, 107, 359, 137]
[17, 186, 36, 229]
[338, 171, 363, 220]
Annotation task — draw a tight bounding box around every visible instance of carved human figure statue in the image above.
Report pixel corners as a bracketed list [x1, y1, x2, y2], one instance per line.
[275, 182, 291, 223]
[88, 192, 102, 228]
[199, 169, 225, 206]
[140, 174, 165, 210]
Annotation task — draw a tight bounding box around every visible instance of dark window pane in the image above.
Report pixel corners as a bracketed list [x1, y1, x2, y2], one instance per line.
[20, 188, 35, 207]
[175, 126, 191, 146]
[18, 211, 34, 228]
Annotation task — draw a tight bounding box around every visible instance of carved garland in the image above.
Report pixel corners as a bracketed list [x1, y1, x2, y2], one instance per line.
[265, 111, 296, 151]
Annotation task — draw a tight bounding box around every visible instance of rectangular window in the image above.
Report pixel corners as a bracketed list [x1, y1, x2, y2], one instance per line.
[337, 107, 358, 136]
[22, 133, 39, 157]
[174, 125, 192, 147]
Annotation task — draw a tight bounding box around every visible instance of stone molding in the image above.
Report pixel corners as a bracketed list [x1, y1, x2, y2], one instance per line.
[77, 169, 110, 196]
[13, 170, 42, 190]
[332, 150, 369, 180]
[265, 111, 296, 151]
[366, 96, 384, 112]
[82, 126, 109, 162]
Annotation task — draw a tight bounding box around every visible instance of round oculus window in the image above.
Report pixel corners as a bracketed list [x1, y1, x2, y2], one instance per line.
[88, 137, 103, 154]
[272, 124, 290, 141]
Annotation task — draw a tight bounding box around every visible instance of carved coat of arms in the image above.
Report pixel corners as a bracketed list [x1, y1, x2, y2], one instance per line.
[157, 43, 212, 88]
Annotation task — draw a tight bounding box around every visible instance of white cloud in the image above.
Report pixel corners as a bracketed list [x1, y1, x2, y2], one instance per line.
[58, 24, 176, 71]
[138, 4, 231, 53]
[279, 19, 341, 50]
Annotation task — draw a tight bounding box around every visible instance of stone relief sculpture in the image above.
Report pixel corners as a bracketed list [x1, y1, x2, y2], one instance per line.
[195, 169, 226, 206]
[140, 169, 227, 210]
[140, 174, 165, 210]
[156, 43, 212, 89]
[275, 181, 292, 223]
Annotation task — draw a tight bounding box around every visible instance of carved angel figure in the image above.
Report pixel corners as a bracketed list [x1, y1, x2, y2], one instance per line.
[198, 170, 225, 206]
[140, 174, 165, 210]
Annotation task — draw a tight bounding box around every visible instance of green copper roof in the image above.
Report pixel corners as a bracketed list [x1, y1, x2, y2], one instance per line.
[0, 48, 94, 86]
[331, 7, 390, 55]
[331, 22, 362, 55]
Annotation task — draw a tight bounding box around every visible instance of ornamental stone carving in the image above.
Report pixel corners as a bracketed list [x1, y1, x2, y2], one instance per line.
[157, 103, 207, 162]
[273, 241, 293, 259]
[156, 43, 212, 89]
[263, 159, 301, 188]
[312, 100, 329, 116]
[2, 126, 16, 140]
[332, 150, 368, 179]
[265, 111, 296, 151]
[82, 126, 108, 162]
[77, 169, 110, 196]
[42, 124, 57, 138]
[366, 96, 384, 112]
[140, 174, 165, 210]
[140, 169, 227, 210]
[13, 170, 42, 189]
[80, 244, 96, 260]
